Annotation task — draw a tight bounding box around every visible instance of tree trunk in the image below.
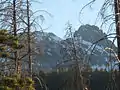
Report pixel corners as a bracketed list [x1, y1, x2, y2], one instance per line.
[114, 0, 120, 89]
[13, 0, 18, 73]
[27, 0, 32, 78]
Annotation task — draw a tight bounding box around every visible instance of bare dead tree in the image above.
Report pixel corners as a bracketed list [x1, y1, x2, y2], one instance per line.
[0, 0, 52, 77]
[78, 0, 120, 89]
[57, 22, 90, 90]
[13, 0, 19, 74]
[26, 0, 32, 78]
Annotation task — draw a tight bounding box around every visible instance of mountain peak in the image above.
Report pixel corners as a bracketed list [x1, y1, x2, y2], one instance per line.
[34, 31, 62, 42]
[32, 25, 116, 71]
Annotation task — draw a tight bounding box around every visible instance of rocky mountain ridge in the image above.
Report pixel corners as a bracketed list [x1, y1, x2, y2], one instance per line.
[32, 24, 117, 71]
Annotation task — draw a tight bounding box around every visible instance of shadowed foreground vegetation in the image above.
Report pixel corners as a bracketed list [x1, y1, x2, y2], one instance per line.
[34, 70, 119, 90]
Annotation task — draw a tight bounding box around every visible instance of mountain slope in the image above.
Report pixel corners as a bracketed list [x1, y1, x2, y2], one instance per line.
[32, 25, 117, 71]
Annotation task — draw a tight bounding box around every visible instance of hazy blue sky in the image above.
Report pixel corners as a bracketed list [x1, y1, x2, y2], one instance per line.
[33, 0, 105, 38]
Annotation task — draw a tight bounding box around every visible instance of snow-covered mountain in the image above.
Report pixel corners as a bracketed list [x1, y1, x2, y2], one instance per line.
[32, 24, 117, 72]
[34, 31, 62, 42]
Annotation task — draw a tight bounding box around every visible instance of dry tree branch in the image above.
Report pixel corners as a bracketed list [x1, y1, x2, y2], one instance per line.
[79, 0, 96, 24]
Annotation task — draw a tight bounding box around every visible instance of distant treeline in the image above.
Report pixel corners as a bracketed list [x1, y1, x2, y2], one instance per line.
[34, 70, 120, 90]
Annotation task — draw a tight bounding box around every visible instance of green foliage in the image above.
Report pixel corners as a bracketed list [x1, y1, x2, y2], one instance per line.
[0, 30, 9, 43]
[0, 29, 23, 48]
[0, 52, 10, 58]
[0, 86, 12, 90]
[0, 46, 6, 51]
[0, 29, 24, 58]
[0, 74, 35, 90]
[25, 77, 34, 86]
